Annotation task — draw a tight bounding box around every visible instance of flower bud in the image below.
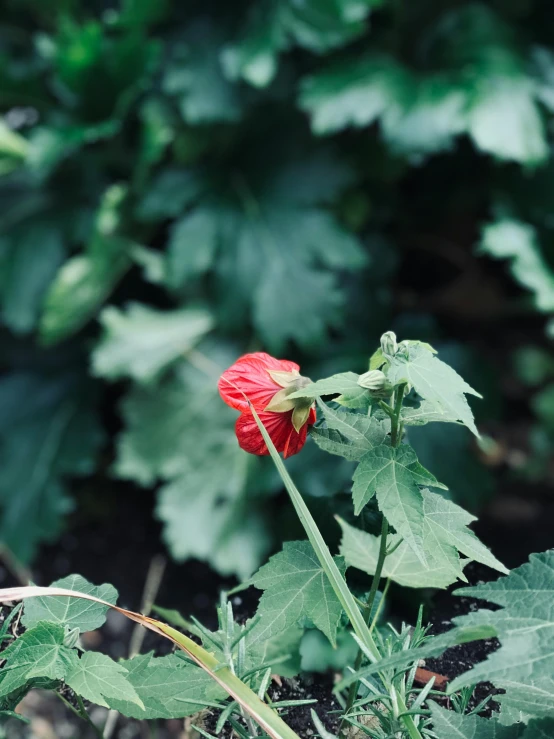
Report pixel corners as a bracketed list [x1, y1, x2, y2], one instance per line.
[358, 369, 387, 391]
[396, 340, 411, 359]
[380, 331, 397, 357]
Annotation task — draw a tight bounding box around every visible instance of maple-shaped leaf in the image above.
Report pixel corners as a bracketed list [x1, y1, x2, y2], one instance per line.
[92, 303, 213, 384]
[288, 372, 362, 400]
[22, 574, 117, 632]
[247, 540, 345, 647]
[352, 444, 446, 563]
[311, 405, 389, 462]
[0, 623, 74, 697]
[338, 517, 465, 589]
[385, 343, 481, 435]
[422, 489, 508, 578]
[450, 551, 554, 723]
[65, 652, 143, 710]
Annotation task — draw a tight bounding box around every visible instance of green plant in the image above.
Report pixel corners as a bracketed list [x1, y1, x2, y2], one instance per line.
[3, 333, 554, 738]
[3, 0, 554, 575]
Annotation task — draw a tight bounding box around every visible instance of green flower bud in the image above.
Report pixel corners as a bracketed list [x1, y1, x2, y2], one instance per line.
[358, 369, 387, 391]
[380, 331, 397, 357]
[396, 340, 411, 359]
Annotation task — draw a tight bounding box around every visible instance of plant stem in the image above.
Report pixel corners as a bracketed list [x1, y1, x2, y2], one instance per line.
[390, 384, 406, 447]
[75, 694, 105, 739]
[338, 382, 410, 739]
[338, 517, 389, 737]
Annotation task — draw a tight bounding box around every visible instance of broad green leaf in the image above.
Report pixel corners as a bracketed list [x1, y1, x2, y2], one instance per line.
[248, 541, 345, 647]
[386, 343, 481, 435]
[0, 372, 103, 563]
[288, 372, 361, 400]
[40, 185, 133, 344]
[40, 239, 131, 345]
[449, 551, 554, 722]
[157, 476, 270, 580]
[0, 623, 73, 696]
[167, 206, 219, 288]
[429, 703, 523, 739]
[401, 398, 463, 426]
[422, 489, 508, 576]
[0, 222, 65, 334]
[300, 56, 404, 135]
[224, 0, 374, 88]
[480, 219, 554, 313]
[107, 652, 218, 719]
[66, 652, 143, 709]
[467, 75, 547, 166]
[135, 168, 202, 222]
[338, 517, 465, 589]
[163, 21, 245, 124]
[115, 345, 272, 578]
[311, 406, 389, 462]
[300, 628, 357, 673]
[352, 444, 445, 561]
[22, 575, 117, 632]
[92, 303, 213, 384]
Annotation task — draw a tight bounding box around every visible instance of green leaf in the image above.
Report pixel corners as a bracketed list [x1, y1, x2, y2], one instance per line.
[480, 219, 554, 313]
[107, 652, 219, 719]
[0, 372, 103, 563]
[352, 444, 445, 561]
[92, 303, 213, 384]
[248, 541, 345, 647]
[66, 652, 143, 709]
[421, 489, 508, 577]
[386, 343, 481, 435]
[0, 623, 73, 696]
[40, 239, 131, 345]
[167, 206, 219, 288]
[163, 21, 245, 124]
[401, 397, 463, 426]
[338, 517, 465, 589]
[224, 0, 374, 88]
[156, 476, 270, 580]
[467, 74, 547, 166]
[40, 185, 133, 344]
[288, 372, 362, 400]
[0, 222, 65, 334]
[115, 345, 271, 578]
[135, 168, 202, 222]
[310, 406, 389, 462]
[300, 56, 403, 136]
[428, 703, 523, 739]
[449, 551, 554, 722]
[22, 575, 117, 632]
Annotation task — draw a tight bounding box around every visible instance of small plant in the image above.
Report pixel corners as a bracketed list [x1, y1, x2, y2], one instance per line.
[1, 332, 554, 738]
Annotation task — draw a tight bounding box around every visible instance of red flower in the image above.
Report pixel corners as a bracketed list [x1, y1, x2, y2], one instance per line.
[218, 352, 316, 458]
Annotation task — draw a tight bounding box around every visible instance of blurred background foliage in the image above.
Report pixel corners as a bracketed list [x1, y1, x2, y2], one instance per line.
[1, 0, 554, 578]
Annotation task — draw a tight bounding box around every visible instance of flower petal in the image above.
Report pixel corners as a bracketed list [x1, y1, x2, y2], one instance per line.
[218, 353, 300, 412]
[235, 409, 311, 458]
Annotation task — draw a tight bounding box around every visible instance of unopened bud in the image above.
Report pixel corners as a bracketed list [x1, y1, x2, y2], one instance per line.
[380, 331, 398, 357]
[396, 340, 411, 359]
[358, 369, 387, 391]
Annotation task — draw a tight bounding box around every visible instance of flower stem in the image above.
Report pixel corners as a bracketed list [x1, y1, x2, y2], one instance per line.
[338, 516, 389, 737]
[338, 382, 409, 739]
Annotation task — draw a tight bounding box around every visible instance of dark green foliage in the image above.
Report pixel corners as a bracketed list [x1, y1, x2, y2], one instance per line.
[1, 0, 554, 571]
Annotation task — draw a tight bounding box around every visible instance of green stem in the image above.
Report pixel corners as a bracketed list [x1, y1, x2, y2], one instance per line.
[75, 694, 104, 739]
[338, 517, 389, 737]
[390, 384, 406, 447]
[339, 381, 421, 739]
